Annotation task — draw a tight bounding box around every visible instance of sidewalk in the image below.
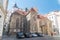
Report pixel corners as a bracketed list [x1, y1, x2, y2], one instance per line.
[53, 35, 60, 37]
[2, 35, 16, 40]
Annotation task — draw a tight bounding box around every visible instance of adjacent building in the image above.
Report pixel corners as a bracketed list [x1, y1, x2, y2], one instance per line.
[0, 9, 4, 39]
[36, 14, 53, 36]
[26, 8, 38, 33]
[45, 11, 60, 35]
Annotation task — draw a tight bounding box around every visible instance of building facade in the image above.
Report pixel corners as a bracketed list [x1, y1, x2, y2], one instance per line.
[45, 11, 60, 35]
[36, 15, 53, 36]
[7, 8, 29, 35]
[26, 8, 38, 33]
[0, 9, 4, 38]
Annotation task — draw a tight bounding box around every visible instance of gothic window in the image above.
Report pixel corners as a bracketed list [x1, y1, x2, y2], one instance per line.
[16, 18, 19, 32]
[16, 18, 19, 27]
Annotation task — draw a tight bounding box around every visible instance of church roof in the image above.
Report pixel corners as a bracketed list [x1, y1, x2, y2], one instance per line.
[16, 10, 28, 16]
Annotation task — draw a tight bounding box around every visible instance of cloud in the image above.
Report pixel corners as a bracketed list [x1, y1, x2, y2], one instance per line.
[58, 0, 60, 5]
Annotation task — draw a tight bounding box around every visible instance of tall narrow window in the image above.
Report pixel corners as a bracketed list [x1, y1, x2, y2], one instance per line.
[16, 18, 19, 32]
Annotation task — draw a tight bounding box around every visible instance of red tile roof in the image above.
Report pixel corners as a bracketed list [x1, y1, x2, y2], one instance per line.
[37, 14, 46, 19]
[14, 7, 38, 16]
[30, 7, 38, 12]
[16, 10, 28, 16]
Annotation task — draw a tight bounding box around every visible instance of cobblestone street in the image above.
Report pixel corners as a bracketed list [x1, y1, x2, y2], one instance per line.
[2, 35, 60, 40]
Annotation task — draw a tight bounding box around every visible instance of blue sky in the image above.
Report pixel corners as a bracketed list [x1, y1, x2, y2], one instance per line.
[8, 0, 60, 14]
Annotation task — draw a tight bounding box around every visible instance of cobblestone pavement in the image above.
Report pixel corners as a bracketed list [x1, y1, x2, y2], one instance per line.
[2, 35, 60, 40]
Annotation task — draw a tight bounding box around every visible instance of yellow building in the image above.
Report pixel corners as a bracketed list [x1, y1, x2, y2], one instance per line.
[36, 15, 53, 36]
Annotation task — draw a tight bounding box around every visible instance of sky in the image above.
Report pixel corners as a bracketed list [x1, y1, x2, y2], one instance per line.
[8, 0, 60, 14]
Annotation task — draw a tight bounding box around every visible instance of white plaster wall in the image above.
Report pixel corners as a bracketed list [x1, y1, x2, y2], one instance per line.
[56, 12, 60, 34]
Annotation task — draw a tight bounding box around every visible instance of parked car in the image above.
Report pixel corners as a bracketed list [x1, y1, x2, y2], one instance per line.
[31, 33, 38, 37]
[24, 32, 32, 38]
[35, 32, 44, 37]
[16, 32, 25, 39]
